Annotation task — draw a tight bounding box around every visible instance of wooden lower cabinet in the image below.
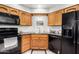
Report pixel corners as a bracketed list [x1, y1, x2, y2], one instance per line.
[31, 38, 39, 49]
[21, 43, 30, 53]
[39, 38, 48, 49]
[21, 35, 31, 53]
[31, 35, 48, 50]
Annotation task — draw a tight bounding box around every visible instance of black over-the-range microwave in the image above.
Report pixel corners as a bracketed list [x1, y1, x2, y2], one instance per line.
[0, 12, 20, 25]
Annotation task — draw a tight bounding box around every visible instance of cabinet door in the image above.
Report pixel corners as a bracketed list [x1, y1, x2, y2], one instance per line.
[64, 5, 79, 13]
[39, 38, 48, 49]
[48, 12, 56, 26]
[21, 35, 31, 53]
[20, 12, 27, 25]
[55, 10, 63, 25]
[9, 8, 19, 15]
[0, 5, 9, 13]
[48, 10, 63, 26]
[48, 35, 61, 54]
[20, 11, 32, 26]
[21, 43, 30, 53]
[31, 37, 39, 49]
[25, 13, 32, 25]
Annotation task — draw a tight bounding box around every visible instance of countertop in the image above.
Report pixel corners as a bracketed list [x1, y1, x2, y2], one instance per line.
[18, 32, 62, 36]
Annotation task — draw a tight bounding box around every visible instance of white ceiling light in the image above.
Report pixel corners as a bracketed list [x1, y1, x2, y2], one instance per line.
[37, 5, 42, 9]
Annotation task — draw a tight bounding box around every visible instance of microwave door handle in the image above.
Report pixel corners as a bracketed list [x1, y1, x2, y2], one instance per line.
[17, 18, 20, 25]
[73, 21, 77, 45]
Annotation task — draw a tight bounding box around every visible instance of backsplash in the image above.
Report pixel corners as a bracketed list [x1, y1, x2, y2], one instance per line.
[31, 15, 49, 33]
[32, 15, 48, 27]
[49, 26, 62, 31]
[49, 26, 62, 34]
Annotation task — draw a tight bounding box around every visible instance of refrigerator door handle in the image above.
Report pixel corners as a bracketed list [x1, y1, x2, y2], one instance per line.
[73, 40, 76, 44]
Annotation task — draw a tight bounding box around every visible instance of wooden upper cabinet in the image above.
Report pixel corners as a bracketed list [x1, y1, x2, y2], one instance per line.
[55, 10, 63, 25]
[9, 8, 19, 15]
[64, 4, 79, 13]
[20, 11, 32, 26]
[48, 10, 63, 26]
[48, 12, 56, 26]
[0, 5, 9, 13]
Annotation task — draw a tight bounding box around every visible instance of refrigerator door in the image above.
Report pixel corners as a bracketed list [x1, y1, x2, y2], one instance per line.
[62, 11, 76, 29]
[62, 11, 76, 54]
[76, 21, 79, 54]
[76, 11, 79, 20]
[61, 37, 75, 54]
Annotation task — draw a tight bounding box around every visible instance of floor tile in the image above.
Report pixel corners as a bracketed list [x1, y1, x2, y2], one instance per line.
[23, 50, 55, 54]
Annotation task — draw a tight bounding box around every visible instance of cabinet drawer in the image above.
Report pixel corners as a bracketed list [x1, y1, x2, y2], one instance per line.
[32, 37, 39, 40]
[22, 38, 30, 42]
[32, 35, 47, 37]
[40, 37, 48, 40]
[40, 35, 48, 37]
[22, 35, 30, 38]
[31, 35, 40, 38]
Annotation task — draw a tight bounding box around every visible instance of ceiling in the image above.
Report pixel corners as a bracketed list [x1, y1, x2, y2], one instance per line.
[20, 4, 56, 9]
[20, 4, 74, 9]
[5, 4, 75, 13]
[19, 4, 74, 13]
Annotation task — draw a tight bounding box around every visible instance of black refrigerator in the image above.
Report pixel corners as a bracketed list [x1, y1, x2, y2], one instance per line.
[62, 11, 79, 54]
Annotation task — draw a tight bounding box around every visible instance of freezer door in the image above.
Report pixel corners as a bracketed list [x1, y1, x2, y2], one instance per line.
[76, 21, 79, 54]
[62, 11, 76, 29]
[76, 11, 79, 20]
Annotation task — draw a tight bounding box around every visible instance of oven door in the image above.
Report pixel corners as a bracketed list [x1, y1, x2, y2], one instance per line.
[0, 36, 19, 54]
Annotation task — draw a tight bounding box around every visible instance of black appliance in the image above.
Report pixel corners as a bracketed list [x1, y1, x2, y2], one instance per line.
[0, 28, 20, 54]
[49, 34, 61, 54]
[62, 11, 79, 54]
[0, 12, 19, 25]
